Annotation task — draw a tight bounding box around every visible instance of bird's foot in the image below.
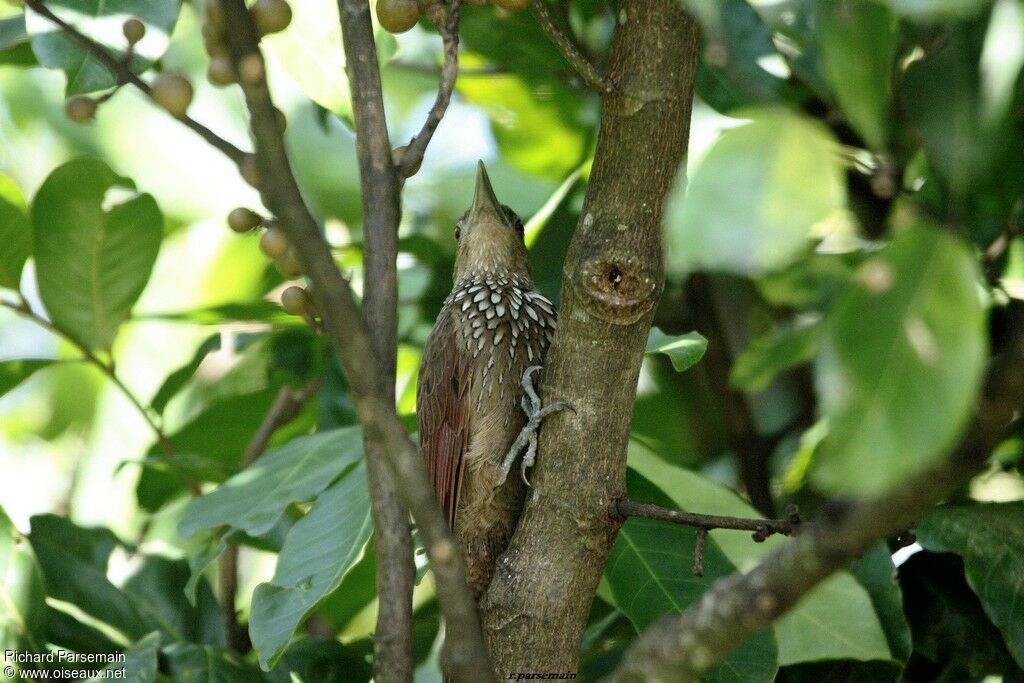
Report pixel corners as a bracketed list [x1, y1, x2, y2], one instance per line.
[499, 365, 573, 486]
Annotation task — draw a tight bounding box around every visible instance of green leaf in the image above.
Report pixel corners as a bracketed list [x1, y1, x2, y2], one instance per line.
[818, 0, 897, 149]
[32, 158, 162, 351]
[122, 555, 225, 647]
[178, 427, 364, 538]
[250, 463, 373, 670]
[0, 506, 46, 656]
[645, 328, 708, 372]
[28, 515, 148, 642]
[184, 537, 226, 606]
[730, 320, 822, 393]
[25, 0, 180, 95]
[899, 551, 1021, 678]
[0, 174, 31, 290]
[262, 0, 351, 122]
[849, 544, 913, 663]
[915, 502, 1024, 668]
[773, 572, 893, 665]
[457, 59, 587, 180]
[0, 15, 36, 67]
[162, 642, 263, 682]
[899, 26, 987, 195]
[151, 334, 222, 414]
[0, 359, 55, 398]
[139, 301, 297, 326]
[665, 110, 846, 275]
[87, 631, 160, 683]
[606, 471, 779, 682]
[813, 227, 986, 494]
[627, 447, 893, 665]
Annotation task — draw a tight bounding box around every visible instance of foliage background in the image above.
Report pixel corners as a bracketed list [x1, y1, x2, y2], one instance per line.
[1, 0, 1023, 680]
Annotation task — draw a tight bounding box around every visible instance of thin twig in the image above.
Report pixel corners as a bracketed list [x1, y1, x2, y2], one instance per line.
[614, 499, 800, 541]
[0, 299, 200, 495]
[396, 0, 461, 179]
[530, 0, 610, 94]
[221, 380, 320, 652]
[24, 0, 247, 165]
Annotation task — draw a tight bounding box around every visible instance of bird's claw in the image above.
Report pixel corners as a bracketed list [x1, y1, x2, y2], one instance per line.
[499, 365, 573, 487]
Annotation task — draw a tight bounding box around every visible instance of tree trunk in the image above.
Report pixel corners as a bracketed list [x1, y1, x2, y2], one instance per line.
[480, 0, 701, 673]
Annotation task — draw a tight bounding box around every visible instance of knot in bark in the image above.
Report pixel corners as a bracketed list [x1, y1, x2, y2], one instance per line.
[576, 255, 658, 324]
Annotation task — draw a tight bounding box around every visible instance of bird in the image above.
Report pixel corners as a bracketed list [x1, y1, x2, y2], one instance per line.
[416, 161, 565, 599]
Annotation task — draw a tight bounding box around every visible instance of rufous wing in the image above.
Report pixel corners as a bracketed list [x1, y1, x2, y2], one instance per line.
[416, 310, 471, 529]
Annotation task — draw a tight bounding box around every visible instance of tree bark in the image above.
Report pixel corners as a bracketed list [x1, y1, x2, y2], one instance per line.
[339, 1, 417, 679]
[481, 1, 701, 674]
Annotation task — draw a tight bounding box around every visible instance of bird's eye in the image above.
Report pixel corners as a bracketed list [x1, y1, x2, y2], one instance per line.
[454, 226, 461, 241]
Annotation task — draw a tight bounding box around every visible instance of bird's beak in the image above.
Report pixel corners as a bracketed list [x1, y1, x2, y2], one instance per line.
[471, 160, 502, 219]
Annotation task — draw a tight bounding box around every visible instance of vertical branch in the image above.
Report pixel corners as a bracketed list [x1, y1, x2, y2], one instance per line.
[337, 1, 415, 680]
[481, 0, 701, 674]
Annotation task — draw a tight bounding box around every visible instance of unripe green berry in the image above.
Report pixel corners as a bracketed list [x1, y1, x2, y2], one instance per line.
[280, 285, 310, 315]
[151, 73, 194, 118]
[376, 0, 420, 33]
[251, 0, 293, 36]
[123, 18, 146, 45]
[259, 227, 290, 259]
[238, 53, 265, 87]
[240, 154, 260, 188]
[65, 95, 97, 123]
[207, 56, 236, 86]
[228, 207, 262, 233]
[277, 248, 304, 277]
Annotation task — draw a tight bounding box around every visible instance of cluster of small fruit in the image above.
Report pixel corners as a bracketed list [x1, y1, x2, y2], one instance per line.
[64, 0, 291, 124]
[375, 0, 531, 34]
[225, 207, 318, 324]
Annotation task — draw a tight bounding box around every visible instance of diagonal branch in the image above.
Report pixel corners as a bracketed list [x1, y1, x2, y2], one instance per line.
[24, 1, 246, 165]
[530, 0, 610, 93]
[607, 300, 1024, 682]
[395, 0, 462, 179]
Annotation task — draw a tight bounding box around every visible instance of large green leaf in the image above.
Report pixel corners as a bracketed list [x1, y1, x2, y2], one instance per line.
[28, 515, 148, 642]
[818, 0, 897, 149]
[0, 360, 56, 398]
[813, 227, 986, 494]
[899, 551, 1021, 679]
[645, 328, 708, 373]
[25, 0, 180, 95]
[87, 631, 160, 683]
[0, 174, 31, 290]
[850, 544, 913, 663]
[627, 447, 893, 665]
[122, 556, 225, 647]
[262, 0, 351, 122]
[32, 158, 162, 351]
[606, 471, 779, 682]
[178, 427, 364, 538]
[665, 110, 846, 275]
[162, 642, 263, 682]
[915, 502, 1024, 667]
[730, 320, 822, 393]
[0, 506, 46, 658]
[249, 463, 373, 670]
[772, 572, 893, 665]
[899, 25, 988, 196]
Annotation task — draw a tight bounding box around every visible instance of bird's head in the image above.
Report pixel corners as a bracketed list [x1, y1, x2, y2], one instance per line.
[453, 161, 530, 282]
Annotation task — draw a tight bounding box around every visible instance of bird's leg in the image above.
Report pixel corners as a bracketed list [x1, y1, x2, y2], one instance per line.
[499, 365, 572, 486]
